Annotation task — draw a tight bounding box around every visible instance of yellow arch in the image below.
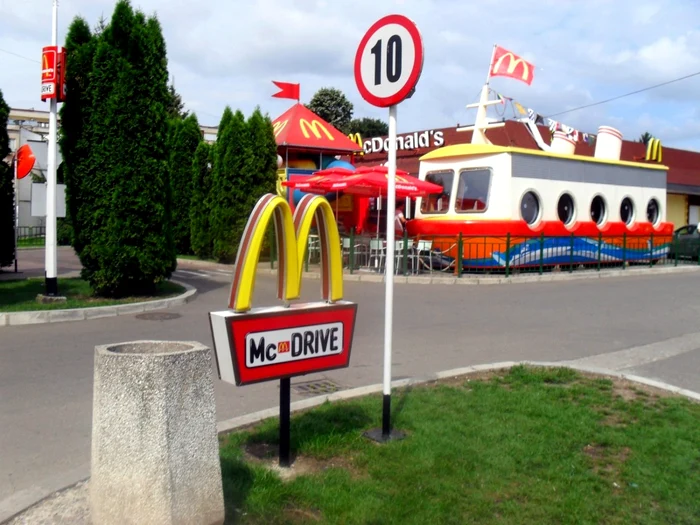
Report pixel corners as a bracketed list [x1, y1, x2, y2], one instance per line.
[228, 193, 344, 313]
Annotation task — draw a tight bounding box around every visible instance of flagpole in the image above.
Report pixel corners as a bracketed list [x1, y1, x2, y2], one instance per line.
[485, 43, 496, 85]
[45, 0, 59, 296]
[13, 149, 18, 273]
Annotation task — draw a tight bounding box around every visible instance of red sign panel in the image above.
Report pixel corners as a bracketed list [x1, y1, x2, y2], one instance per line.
[41, 46, 58, 101]
[210, 301, 357, 386]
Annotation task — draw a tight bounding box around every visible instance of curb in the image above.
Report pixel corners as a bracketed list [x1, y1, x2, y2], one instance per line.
[0, 280, 197, 328]
[176, 258, 700, 286]
[4, 360, 699, 524]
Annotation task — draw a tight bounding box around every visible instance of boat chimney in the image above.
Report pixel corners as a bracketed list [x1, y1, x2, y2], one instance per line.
[550, 131, 576, 155]
[594, 126, 623, 160]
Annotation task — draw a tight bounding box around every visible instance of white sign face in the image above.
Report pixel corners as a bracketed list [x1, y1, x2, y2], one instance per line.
[354, 15, 424, 108]
[30, 182, 66, 218]
[359, 24, 415, 101]
[245, 322, 344, 368]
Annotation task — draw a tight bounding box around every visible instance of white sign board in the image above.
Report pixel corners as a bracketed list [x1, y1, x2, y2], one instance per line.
[31, 182, 66, 218]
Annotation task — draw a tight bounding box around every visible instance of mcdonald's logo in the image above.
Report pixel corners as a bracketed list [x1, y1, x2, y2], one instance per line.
[489, 45, 534, 86]
[228, 193, 344, 312]
[646, 138, 663, 163]
[347, 133, 364, 155]
[272, 119, 288, 138]
[300, 119, 334, 141]
[209, 193, 357, 387]
[493, 53, 530, 80]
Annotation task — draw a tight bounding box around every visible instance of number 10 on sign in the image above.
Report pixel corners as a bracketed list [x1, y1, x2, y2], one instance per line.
[355, 14, 424, 108]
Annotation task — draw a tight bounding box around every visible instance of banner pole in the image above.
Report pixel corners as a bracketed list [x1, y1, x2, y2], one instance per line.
[485, 43, 496, 85]
[45, 0, 59, 295]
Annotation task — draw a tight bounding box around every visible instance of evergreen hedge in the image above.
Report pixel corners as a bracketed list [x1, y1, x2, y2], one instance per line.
[190, 141, 213, 259]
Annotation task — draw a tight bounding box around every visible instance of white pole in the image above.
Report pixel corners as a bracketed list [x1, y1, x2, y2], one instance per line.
[485, 43, 496, 85]
[13, 141, 19, 273]
[382, 104, 397, 437]
[45, 0, 59, 295]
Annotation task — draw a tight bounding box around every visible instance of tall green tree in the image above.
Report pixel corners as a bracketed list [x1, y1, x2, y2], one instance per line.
[210, 108, 250, 263]
[61, 0, 175, 296]
[58, 16, 96, 257]
[348, 117, 388, 138]
[190, 141, 213, 259]
[306, 87, 354, 133]
[0, 88, 14, 268]
[168, 113, 202, 254]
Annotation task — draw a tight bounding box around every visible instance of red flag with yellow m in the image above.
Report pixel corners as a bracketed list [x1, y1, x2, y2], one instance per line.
[488, 45, 535, 86]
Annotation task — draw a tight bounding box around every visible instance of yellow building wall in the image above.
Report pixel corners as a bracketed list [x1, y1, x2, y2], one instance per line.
[666, 193, 688, 228]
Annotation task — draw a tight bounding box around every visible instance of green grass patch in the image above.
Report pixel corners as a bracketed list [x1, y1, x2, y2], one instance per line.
[219, 365, 700, 524]
[0, 277, 185, 312]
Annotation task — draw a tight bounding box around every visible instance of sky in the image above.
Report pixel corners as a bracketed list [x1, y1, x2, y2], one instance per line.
[2, 0, 700, 151]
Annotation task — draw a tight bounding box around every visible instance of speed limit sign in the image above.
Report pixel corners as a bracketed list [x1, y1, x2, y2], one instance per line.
[354, 14, 424, 108]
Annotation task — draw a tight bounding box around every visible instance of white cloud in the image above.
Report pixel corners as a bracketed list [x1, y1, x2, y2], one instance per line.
[1, 0, 699, 151]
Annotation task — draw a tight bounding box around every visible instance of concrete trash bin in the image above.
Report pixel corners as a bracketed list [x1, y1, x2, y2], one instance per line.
[90, 340, 224, 525]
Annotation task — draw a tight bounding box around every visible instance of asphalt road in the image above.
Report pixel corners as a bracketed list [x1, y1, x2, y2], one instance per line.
[2, 248, 700, 520]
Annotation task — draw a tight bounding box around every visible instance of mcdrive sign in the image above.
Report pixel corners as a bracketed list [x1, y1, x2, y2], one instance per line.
[209, 193, 357, 386]
[363, 129, 444, 154]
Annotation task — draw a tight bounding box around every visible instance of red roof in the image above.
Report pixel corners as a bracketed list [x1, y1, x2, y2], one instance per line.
[351, 120, 700, 187]
[271, 103, 362, 153]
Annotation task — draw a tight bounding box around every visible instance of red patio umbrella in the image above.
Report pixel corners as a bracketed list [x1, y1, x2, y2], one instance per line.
[318, 165, 443, 198]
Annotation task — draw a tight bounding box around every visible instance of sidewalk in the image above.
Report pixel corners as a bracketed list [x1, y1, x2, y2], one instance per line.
[0, 247, 81, 281]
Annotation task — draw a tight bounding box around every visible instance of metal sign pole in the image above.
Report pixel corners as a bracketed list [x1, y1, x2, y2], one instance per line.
[13, 152, 19, 273]
[382, 104, 398, 439]
[45, 0, 59, 295]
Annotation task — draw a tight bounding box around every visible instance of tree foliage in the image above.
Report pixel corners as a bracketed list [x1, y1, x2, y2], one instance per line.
[639, 131, 653, 144]
[348, 116, 388, 138]
[168, 113, 201, 254]
[306, 87, 354, 134]
[59, 0, 175, 297]
[190, 141, 213, 259]
[0, 88, 14, 267]
[167, 81, 188, 120]
[209, 106, 279, 263]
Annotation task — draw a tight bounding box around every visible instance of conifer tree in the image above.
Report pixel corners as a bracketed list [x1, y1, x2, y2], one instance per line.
[0, 89, 14, 268]
[59, 16, 95, 256]
[168, 113, 202, 254]
[62, 0, 175, 296]
[211, 109, 250, 263]
[190, 141, 213, 259]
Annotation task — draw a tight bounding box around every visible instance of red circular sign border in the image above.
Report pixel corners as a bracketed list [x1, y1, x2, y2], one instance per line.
[354, 14, 424, 108]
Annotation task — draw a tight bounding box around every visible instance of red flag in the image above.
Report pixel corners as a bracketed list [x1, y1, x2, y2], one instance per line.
[15, 144, 36, 180]
[272, 81, 300, 100]
[489, 45, 535, 86]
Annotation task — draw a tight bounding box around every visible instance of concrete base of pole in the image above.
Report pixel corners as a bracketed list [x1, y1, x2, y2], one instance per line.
[90, 340, 224, 525]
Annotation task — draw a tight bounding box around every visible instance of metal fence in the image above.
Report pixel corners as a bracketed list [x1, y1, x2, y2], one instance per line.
[16, 226, 46, 247]
[278, 229, 699, 278]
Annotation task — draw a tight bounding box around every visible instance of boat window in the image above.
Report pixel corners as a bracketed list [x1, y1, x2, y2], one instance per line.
[420, 170, 454, 214]
[520, 191, 540, 225]
[557, 193, 575, 225]
[620, 197, 634, 225]
[455, 168, 491, 213]
[647, 198, 660, 224]
[590, 196, 606, 225]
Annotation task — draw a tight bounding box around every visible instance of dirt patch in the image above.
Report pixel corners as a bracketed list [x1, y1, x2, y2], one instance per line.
[283, 506, 323, 522]
[583, 444, 632, 476]
[242, 442, 365, 481]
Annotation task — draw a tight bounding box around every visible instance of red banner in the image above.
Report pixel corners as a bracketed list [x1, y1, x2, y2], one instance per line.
[489, 45, 535, 86]
[272, 80, 300, 100]
[41, 46, 58, 101]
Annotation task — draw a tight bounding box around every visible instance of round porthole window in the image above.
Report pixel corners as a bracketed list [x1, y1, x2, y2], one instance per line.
[620, 197, 634, 225]
[647, 198, 660, 224]
[520, 191, 540, 225]
[590, 196, 606, 225]
[557, 193, 575, 225]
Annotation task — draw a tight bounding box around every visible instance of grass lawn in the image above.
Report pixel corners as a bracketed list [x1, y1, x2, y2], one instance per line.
[0, 277, 186, 312]
[219, 365, 700, 525]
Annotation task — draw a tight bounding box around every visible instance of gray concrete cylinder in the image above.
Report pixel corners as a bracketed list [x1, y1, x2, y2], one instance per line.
[90, 340, 224, 525]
